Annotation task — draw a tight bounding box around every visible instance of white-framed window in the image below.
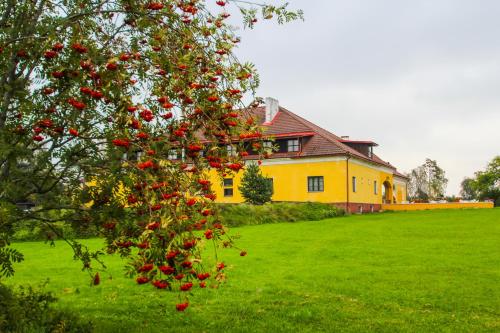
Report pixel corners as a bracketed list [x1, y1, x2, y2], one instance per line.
[287, 139, 300, 152]
[129, 150, 143, 161]
[226, 144, 236, 156]
[352, 176, 357, 193]
[374, 180, 378, 195]
[368, 146, 373, 158]
[168, 149, 178, 160]
[308, 176, 324, 192]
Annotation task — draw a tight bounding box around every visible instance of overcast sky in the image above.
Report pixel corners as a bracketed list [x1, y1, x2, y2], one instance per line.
[223, 0, 500, 195]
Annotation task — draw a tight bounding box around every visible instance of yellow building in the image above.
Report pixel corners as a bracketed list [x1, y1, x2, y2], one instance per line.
[211, 98, 408, 213]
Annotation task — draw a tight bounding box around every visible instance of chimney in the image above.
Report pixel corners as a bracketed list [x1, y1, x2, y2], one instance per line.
[265, 97, 279, 123]
[341, 136, 350, 140]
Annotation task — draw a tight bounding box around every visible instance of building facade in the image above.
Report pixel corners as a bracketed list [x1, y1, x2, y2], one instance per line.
[211, 98, 408, 213]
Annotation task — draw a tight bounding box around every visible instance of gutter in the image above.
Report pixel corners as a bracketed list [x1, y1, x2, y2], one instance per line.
[346, 153, 351, 213]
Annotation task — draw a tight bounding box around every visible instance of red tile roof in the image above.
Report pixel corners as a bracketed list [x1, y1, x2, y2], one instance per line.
[246, 105, 404, 174]
[393, 170, 410, 179]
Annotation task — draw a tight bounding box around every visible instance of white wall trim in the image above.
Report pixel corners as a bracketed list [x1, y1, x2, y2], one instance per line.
[248, 156, 346, 166]
[394, 179, 407, 186]
[348, 157, 396, 174]
[247, 155, 404, 180]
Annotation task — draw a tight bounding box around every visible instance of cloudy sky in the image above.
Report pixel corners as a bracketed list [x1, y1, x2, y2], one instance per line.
[223, 0, 500, 195]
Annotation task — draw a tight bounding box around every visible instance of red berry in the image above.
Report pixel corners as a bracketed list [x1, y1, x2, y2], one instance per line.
[136, 276, 149, 284]
[180, 282, 193, 291]
[138, 160, 154, 170]
[119, 53, 131, 61]
[112, 138, 130, 148]
[138, 263, 154, 273]
[176, 303, 189, 311]
[159, 265, 175, 275]
[106, 62, 118, 71]
[146, 2, 164, 10]
[186, 198, 197, 206]
[71, 43, 88, 54]
[152, 280, 169, 289]
[52, 42, 64, 51]
[44, 50, 57, 59]
[204, 229, 213, 240]
[52, 71, 64, 78]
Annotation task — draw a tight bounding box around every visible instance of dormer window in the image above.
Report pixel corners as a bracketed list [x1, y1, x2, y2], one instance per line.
[368, 146, 373, 158]
[287, 139, 300, 152]
[263, 141, 273, 149]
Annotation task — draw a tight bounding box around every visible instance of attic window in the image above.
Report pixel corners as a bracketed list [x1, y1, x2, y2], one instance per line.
[263, 141, 273, 149]
[287, 139, 300, 152]
[368, 146, 373, 158]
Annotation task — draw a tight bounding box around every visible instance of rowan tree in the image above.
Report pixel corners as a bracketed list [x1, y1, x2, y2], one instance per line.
[0, 0, 302, 310]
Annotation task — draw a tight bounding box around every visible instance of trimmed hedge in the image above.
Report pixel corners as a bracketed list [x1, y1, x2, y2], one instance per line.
[219, 202, 344, 227]
[12, 202, 344, 241]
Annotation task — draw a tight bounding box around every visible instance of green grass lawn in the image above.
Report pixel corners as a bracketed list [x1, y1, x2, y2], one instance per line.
[7, 209, 500, 332]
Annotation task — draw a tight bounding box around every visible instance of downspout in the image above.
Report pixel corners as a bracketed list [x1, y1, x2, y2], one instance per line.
[346, 153, 351, 213]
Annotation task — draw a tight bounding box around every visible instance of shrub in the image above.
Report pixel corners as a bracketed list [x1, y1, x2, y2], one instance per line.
[239, 163, 274, 205]
[0, 283, 92, 333]
[219, 202, 344, 227]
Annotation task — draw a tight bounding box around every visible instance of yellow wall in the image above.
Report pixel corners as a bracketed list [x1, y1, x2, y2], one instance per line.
[382, 202, 494, 211]
[393, 180, 407, 203]
[211, 157, 406, 205]
[210, 159, 348, 203]
[348, 160, 393, 204]
[89, 156, 408, 207]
